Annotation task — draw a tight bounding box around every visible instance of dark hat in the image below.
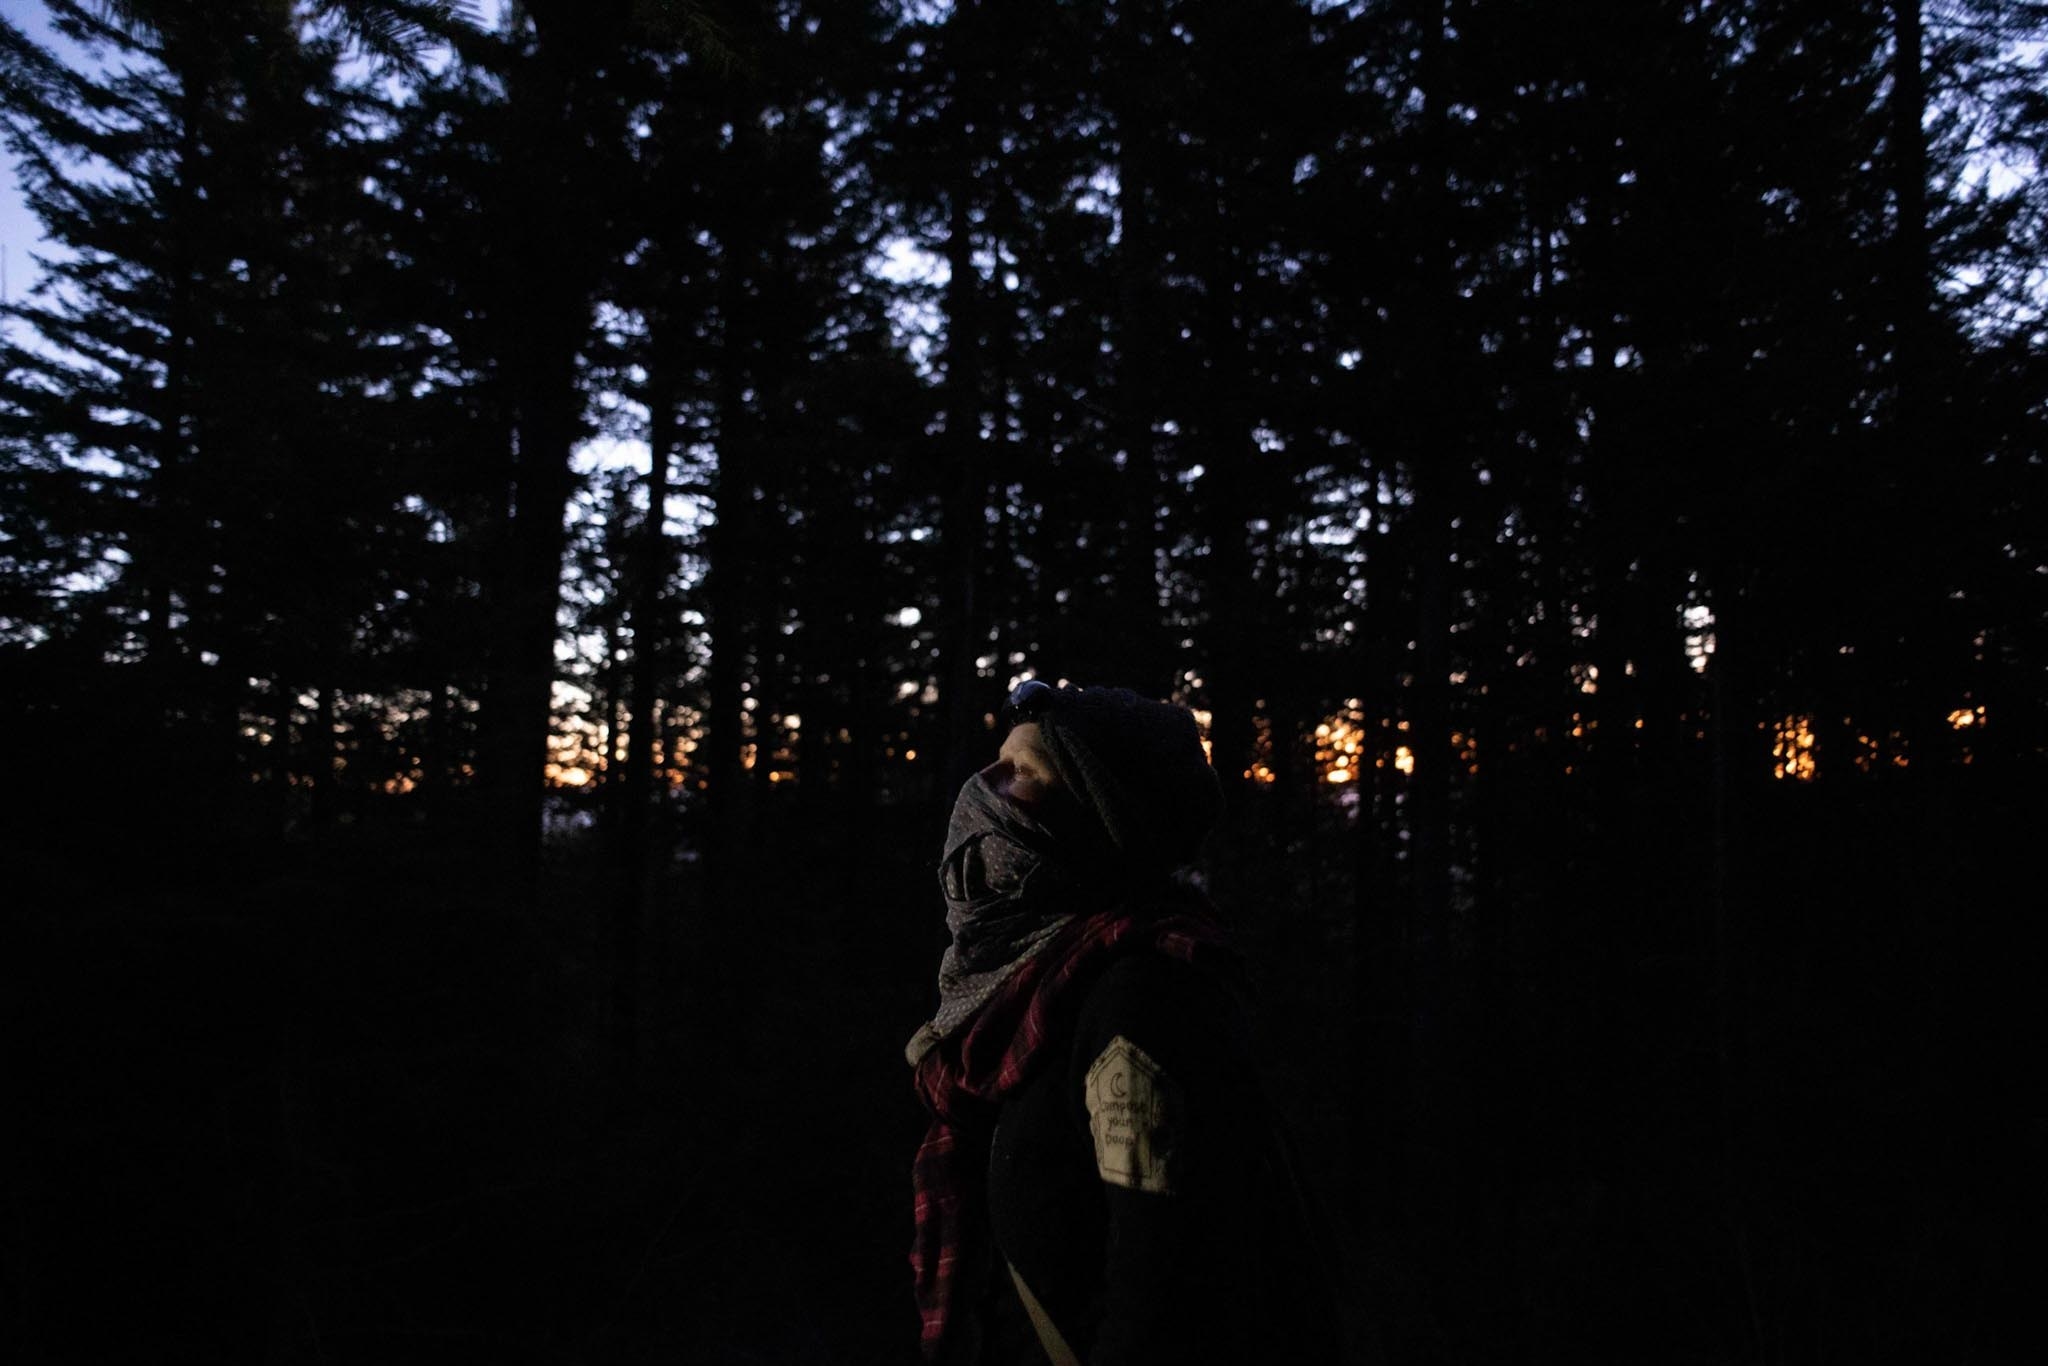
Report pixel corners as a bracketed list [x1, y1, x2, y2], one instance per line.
[1017, 683, 1224, 875]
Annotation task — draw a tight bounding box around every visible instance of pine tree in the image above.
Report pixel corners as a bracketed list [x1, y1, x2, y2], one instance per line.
[0, 1, 428, 830]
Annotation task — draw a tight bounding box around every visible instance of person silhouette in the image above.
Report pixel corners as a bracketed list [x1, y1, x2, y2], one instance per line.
[907, 679, 1342, 1365]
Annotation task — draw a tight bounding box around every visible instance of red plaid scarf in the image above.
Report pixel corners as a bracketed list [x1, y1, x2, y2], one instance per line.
[908, 900, 1233, 1362]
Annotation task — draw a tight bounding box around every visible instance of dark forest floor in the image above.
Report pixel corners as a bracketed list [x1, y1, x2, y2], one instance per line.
[11, 816, 937, 1364]
[6, 775, 2029, 1364]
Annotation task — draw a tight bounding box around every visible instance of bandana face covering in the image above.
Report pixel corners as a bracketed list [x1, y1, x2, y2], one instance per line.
[907, 771, 1082, 1060]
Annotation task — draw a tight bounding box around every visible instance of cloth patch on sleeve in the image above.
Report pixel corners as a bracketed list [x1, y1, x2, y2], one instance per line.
[1085, 1034, 1179, 1194]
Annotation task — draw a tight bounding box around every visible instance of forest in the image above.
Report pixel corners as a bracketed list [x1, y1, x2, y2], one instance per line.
[2, 0, 2040, 1362]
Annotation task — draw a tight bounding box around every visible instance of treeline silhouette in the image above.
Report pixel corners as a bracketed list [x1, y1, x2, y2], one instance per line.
[2, 1, 2038, 1362]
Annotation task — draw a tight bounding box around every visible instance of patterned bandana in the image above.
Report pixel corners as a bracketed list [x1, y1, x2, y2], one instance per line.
[904, 770, 1087, 1066]
[907, 897, 1233, 1363]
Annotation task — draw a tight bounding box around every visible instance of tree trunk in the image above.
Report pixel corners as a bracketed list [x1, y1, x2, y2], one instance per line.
[1889, 0, 1934, 741]
[308, 685, 337, 829]
[1110, 0, 1171, 692]
[1350, 457, 1404, 1215]
[477, 33, 603, 874]
[1399, 0, 1469, 1313]
[482, 332, 580, 871]
[1196, 153, 1256, 826]
[940, 13, 990, 798]
[609, 330, 680, 1079]
[704, 98, 765, 948]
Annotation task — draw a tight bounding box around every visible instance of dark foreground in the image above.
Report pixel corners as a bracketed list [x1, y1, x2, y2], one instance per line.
[6, 778, 2026, 1364]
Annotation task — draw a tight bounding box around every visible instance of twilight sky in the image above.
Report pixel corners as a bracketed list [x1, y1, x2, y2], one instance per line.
[0, 0, 87, 307]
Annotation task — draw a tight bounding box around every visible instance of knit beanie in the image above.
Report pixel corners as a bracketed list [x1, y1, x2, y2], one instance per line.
[1029, 685, 1224, 878]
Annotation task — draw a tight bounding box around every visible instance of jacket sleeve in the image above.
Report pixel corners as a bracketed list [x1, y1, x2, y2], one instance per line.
[1072, 957, 1261, 1366]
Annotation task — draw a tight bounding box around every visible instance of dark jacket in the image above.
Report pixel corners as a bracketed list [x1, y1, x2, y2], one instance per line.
[973, 948, 1340, 1365]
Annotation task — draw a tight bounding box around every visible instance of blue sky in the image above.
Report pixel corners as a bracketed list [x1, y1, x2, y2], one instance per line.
[0, 0, 515, 305]
[0, 0, 91, 306]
